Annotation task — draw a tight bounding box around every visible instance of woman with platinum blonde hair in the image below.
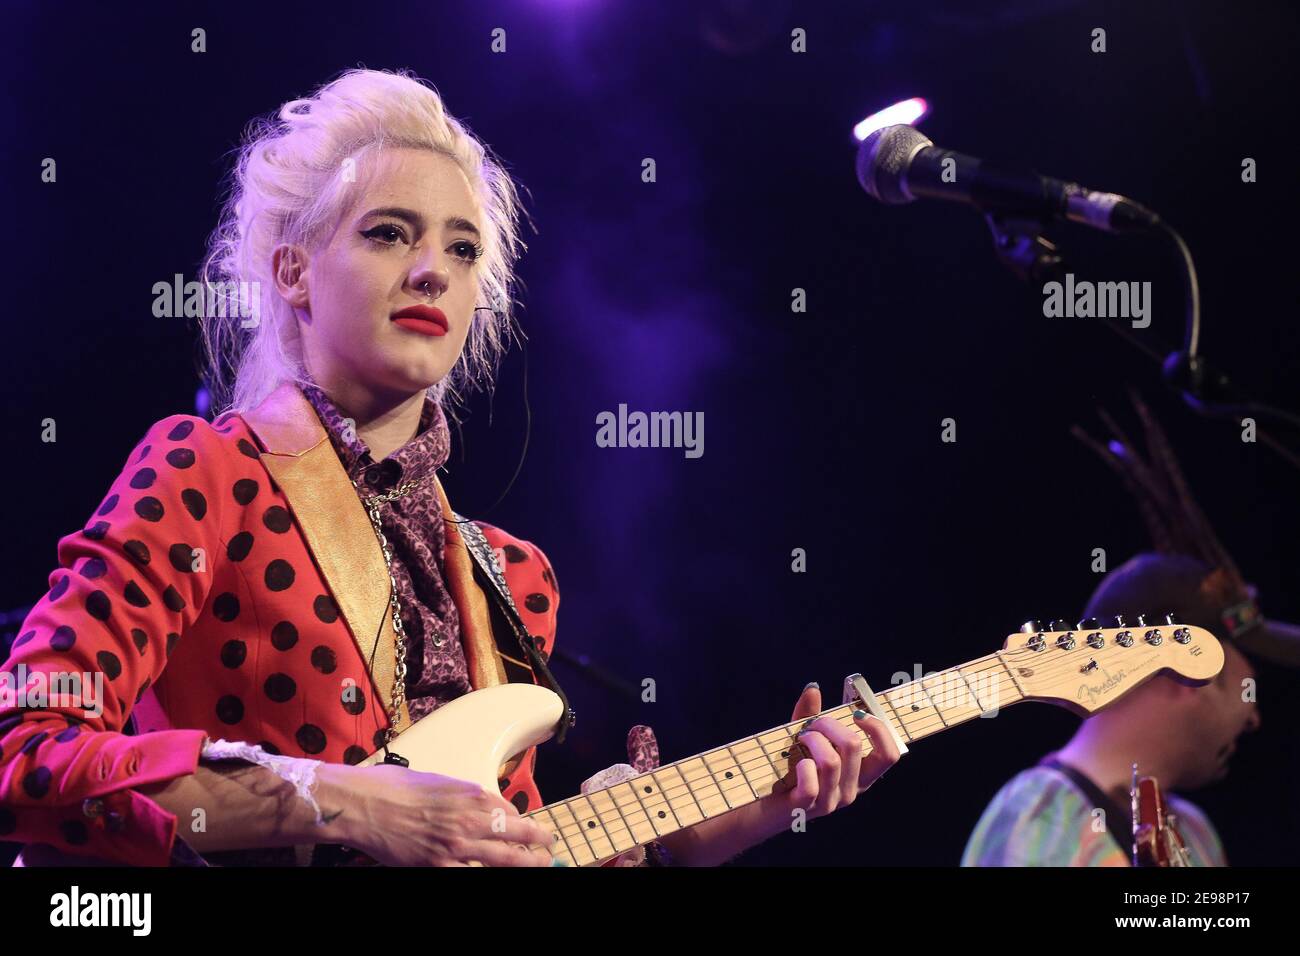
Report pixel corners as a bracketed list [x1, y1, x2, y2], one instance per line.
[0, 68, 898, 867]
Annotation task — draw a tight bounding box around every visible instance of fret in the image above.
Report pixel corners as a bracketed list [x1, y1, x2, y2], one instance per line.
[610, 780, 659, 845]
[915, 678, 951, 727]
[648, 769, 686, 831]
[528, 649, 1039, 864]
[880, 693, 914, 742]
[752, 729, 792, 797]
[883, 683, 937, 739]
[659, 763, 709, 827]
[743, 733, 780, 801]
[580, 786, 638, 855]
[602, 782, 641, 845]
[996, 650, 1028, 698]
[539, 804, 582, 866]
[921, 668, 981, 725]
[624, 776, 664, 843]
[543, 802, 595, 866]
[678, 756, 728, 817]
[630, 771, 672, 839]
[955, 666, 988, 716]
[720, 744, 761, 801]
[576, 792, 621, 860]
[700, 750, 739, 810]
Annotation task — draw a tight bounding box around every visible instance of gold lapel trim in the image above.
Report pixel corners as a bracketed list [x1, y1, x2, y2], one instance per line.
[240, 382, 410, 732]
[434, 475, 507, 691]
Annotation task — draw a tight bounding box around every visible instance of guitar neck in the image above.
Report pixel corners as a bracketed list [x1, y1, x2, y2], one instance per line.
[529, 650, 1029, 866]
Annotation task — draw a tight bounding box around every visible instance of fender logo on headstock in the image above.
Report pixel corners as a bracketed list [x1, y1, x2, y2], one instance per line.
[1077, 667, 1128, 707]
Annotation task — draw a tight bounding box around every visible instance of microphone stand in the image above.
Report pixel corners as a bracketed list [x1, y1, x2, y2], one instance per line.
[983, 212, 1300, 472]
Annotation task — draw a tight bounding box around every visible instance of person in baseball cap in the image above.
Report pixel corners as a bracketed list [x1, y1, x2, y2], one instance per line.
[964, 395, 1293, 866]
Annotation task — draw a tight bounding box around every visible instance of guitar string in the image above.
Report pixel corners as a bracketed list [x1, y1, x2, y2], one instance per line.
[535, 640, 1187, 860]
[533, 637, 1202, 860]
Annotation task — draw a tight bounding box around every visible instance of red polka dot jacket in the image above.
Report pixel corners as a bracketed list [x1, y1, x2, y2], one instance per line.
[0, 384, 560, 865]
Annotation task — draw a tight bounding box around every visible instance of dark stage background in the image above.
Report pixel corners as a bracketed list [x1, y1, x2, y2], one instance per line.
[3, 0, 1299, 866]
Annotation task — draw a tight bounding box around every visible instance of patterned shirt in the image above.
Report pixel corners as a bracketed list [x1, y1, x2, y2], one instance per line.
[298, 381, 473, 724]
[962, 759, 1226, 867]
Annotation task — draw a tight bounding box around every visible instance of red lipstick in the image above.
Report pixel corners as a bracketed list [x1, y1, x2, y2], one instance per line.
[390, 304, 448, 337]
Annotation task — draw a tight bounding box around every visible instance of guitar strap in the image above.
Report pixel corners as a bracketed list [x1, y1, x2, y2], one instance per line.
[1038, 756, 1133, 863]
[447, 508, 576, 744]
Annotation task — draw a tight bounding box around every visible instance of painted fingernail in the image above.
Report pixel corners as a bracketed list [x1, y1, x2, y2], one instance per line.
[551, 857, 569, 867]
[803, 681, 819, 691]
[853, 709, 868, 719]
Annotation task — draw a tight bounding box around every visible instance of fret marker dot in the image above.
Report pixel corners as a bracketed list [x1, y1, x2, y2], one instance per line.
[658, 811, 666, 819]
[725, 770, 734, 778]
[643, 786, 652, 794]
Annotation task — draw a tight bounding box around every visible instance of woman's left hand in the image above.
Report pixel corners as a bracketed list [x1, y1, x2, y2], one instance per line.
[658, 682, 902, 865]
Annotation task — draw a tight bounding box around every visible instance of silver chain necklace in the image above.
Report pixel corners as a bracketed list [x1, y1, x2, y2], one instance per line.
[351, 472, 440, 742]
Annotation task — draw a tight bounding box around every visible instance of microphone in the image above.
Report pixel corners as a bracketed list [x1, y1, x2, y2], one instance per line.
[856, 125, 1160, 234]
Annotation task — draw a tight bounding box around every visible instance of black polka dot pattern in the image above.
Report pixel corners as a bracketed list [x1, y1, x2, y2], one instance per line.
[79, 558, 107, 579]
[264, 673, 296, 703]
[50, 626, 76, 652]
[233, 479, 259, 505]
[168, 421, 195, 442]
[181, 488, 207, 520]
[123, 581, 150, 608]
[310, 646, 337, 674]
[1, 410, 558, 812]
[215, 695, 244, 725]
[165, 447, 195, 469]
[220, 640, 246, 668]
[168, 543, 198, 572]
[313, 595, 339, 623]
[295, 724, 326, 754]
[270, 621, 298, 651]
[227, 532, 254, 562]
[262, 506, 291, 533]
[212, 593, 239, 622]
[96, 651, 122, 681]
[22, 767, 52, 799]
[85, 591, 111, 621]
[123, 540, 151, 565]
[264, 559, 295, 592]
[134, 497, 164, 522]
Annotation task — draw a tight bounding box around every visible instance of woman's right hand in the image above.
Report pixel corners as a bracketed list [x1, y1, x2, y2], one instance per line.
[318, 762, 559, 866]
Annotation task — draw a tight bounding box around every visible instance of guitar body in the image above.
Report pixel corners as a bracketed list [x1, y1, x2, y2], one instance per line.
[359, 683, 565, 788]
[1132, 774, 1191, 867]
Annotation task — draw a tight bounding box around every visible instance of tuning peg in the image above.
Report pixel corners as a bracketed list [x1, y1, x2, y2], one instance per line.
[1164, 612, 1179, 625]
[1076, 617, 1100, 631]
[1135, 613, 1149, 627]
[1111, 615, 1126, 627]
[1021, 620, 1044, 634]
[1048, 619, 1071, 632]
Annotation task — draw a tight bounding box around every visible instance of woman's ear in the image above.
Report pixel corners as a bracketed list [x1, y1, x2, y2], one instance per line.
[271, 244, 311, 309]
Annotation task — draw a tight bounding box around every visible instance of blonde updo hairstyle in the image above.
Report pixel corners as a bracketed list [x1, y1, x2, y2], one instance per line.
[199, 68, 526, 415]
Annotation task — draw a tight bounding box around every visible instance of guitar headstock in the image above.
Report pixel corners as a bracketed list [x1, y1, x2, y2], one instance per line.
[1000, 617, 1224, 715]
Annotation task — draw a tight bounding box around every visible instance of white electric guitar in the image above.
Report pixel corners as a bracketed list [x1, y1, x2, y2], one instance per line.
[362, 618, 1223, 866]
